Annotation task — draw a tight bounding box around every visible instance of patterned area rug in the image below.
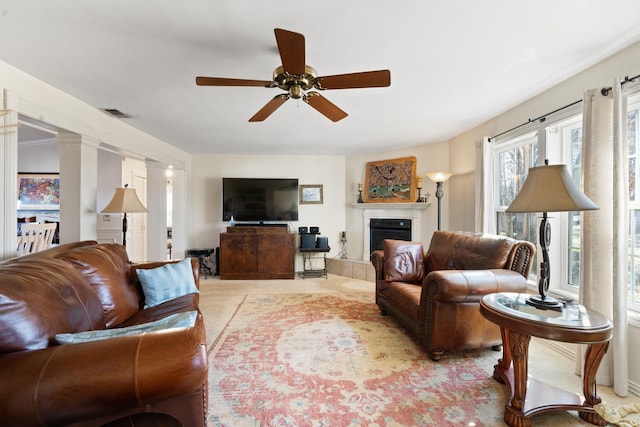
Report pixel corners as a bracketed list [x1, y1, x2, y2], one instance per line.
[207, 293, 507, 426]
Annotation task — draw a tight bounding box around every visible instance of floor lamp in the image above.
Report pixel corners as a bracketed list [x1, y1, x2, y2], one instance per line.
[506, 161, 598, 311]
[101, 184, 148, 247]
[426, 171, 453, 230]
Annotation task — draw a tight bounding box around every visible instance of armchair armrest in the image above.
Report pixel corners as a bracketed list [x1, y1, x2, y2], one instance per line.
[370, 250, 385, 280]
[422, 269, 528, 303]
[0, 327, 207, 426]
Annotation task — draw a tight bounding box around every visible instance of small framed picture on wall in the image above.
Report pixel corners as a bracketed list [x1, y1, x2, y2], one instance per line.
[299, 184, 323, 204]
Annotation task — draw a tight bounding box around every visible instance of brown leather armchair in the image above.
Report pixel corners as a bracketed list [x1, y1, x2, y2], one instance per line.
[371, 231, 535, 361]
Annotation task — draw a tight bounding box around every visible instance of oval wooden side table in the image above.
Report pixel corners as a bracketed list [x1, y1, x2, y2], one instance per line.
[480, 292, 612, 427]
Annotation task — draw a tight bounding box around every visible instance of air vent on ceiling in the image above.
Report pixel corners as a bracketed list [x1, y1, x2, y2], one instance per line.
[101, 108, 132, 119]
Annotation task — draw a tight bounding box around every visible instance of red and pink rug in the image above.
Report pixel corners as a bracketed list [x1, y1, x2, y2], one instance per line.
[207, 293, 506, 426]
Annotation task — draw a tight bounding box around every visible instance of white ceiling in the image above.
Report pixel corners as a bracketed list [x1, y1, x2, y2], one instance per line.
[2, 1, 640, 156]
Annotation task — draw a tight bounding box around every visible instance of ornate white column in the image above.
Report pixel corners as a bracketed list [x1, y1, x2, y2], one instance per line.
[58, 131, 99, 243]
[1, 90, 19, 259]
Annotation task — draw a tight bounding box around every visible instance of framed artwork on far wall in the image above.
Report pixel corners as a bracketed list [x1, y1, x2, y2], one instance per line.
[299, 184, 323, 204]
[17, 173, 60, 210]
[364, 156, 417, 203]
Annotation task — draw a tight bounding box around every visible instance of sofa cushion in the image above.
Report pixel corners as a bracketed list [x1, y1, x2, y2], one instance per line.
[383, 240, 425, 283]
[136, 258, 199, 308]
[426, 231, 515, 272]
[56, 244, 140, 328]
[0, 258, 106, 352]
[55, 310, 198, 344]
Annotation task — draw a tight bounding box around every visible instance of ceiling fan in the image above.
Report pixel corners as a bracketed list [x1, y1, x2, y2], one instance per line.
[196, 28, 391, 122]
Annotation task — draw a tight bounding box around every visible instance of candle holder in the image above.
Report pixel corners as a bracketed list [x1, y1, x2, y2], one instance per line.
[339, 231, 347, 259]
[416, 186, 422, 202]
[357, 184, 364, 203]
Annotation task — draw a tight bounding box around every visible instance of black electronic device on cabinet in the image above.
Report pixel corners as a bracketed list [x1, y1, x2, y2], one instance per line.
[300, 234, 316, 249]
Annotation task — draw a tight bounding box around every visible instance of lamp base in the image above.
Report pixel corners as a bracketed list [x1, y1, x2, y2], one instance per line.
[526, 294, 564, 312]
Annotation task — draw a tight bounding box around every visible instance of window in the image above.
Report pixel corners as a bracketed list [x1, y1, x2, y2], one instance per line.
[494, 132, 539, 278]
[495, 132, 538, 240]
[493, 115, 581, 294]
[628, 92, 640, 311]
[559, 117, 584, 292]
[493, 90, 640, 314]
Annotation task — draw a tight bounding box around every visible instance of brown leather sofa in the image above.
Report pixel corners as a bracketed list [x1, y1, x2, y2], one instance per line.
[0, 241, 208, 427]
[371, 231, 535, 361]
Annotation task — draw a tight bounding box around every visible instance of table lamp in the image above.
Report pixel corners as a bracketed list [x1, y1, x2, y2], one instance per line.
[426, 171, 453, 230]
[101, 184, 148, 247]
[506, 160, 598, 311]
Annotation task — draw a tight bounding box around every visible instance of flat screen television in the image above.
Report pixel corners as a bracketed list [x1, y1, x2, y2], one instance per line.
[222, 178, 299, 222]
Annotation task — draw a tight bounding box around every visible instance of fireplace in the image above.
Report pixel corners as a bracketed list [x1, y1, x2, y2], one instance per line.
[369, 218, 411, 254]
[356, 203, 427, 261]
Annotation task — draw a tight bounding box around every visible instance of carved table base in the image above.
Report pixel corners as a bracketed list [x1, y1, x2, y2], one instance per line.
[480, 293, 612, 427]
[493, 328, 609, 426]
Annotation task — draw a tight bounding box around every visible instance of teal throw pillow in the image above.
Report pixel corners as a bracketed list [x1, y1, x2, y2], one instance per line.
[137, 258, 199, 308]
[55, 310, 198, 344]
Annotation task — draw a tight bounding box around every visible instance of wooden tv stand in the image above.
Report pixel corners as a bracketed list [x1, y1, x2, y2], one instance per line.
[219, 225, 295, 280]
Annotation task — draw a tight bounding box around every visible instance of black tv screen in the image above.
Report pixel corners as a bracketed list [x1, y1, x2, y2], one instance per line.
[222, 178, 299, 222]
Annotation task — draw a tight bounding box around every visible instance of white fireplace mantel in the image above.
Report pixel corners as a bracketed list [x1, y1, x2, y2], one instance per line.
[352, 203, 430, 210]
[353, 203, 430, 261]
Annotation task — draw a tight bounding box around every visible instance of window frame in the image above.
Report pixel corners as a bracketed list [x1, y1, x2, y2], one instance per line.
[491, 88, 640, 318]
[627, 91, 640, 313]
[491, 114, 583, 298]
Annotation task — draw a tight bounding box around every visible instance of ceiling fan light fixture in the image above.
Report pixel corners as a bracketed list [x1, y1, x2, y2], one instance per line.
[290, 84, 303, 99]
[273, 65, 316, 92]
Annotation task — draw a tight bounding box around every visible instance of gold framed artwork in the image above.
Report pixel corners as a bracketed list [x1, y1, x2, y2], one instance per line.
[364, 156, 417, 203]
[299, 184, 323, 204]
[17, 173, 60, 210]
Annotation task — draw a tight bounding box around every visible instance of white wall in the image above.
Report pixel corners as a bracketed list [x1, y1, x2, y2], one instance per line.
[17, 140, 59, 173]
[190, 154, 345, 271]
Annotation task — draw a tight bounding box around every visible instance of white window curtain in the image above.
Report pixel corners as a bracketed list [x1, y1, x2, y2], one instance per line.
[578, 79, 629, 397]
[475, 136, 495, 234]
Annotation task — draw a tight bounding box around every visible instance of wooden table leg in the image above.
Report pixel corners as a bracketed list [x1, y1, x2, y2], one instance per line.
[578, 341, 610, 425]
[493, 326, 533, 427]
[494, 326, 512, 380]
[503, 329, 532, 427]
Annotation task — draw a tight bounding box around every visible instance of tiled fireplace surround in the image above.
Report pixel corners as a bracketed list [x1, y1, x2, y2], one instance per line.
[327, 203, 428, 281]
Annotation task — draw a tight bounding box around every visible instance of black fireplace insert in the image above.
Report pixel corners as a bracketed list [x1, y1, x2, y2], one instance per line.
[370, 218, 411, 254]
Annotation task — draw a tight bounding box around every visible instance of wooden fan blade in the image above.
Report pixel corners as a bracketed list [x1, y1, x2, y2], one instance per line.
[274, 28, 305, 75]
[315, 70, 391, 90]
[303, 92, 348, 122]
[196, 76, 273, 87]
[249, 94, 289, 122]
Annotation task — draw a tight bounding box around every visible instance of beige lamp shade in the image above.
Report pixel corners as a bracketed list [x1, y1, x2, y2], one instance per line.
[425, 171, 453, 183]
[101, 187, 148, 213]
[506, 164, 598, 213]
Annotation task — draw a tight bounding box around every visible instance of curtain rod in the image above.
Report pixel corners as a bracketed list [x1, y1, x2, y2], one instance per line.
[488, 73, 640, 142]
